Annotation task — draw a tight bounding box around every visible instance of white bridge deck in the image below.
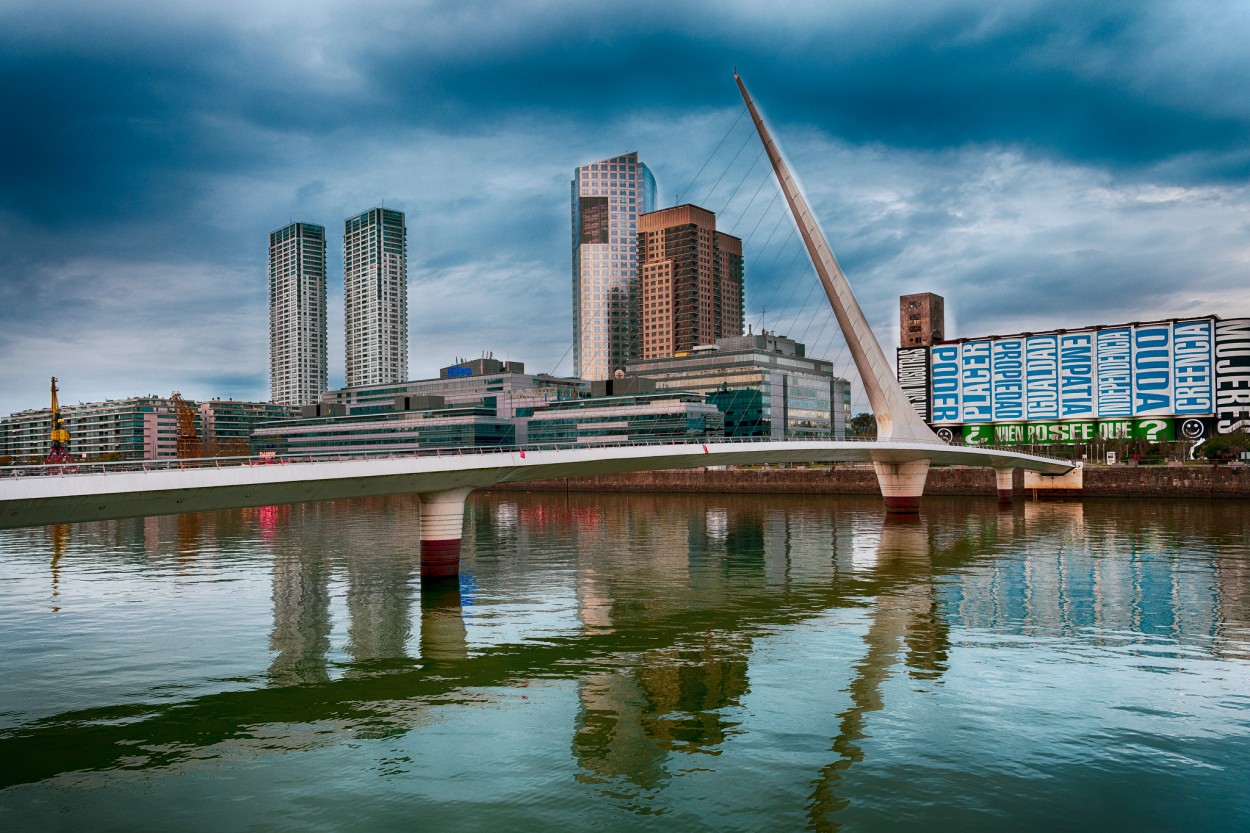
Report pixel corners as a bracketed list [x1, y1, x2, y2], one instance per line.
[0, 440, 1075, 530]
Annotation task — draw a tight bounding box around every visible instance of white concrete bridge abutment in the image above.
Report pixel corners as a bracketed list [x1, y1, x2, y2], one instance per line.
[872, 459, 930, 513]
[996, 468, 1016, 504]
[418, 487, 474, 580]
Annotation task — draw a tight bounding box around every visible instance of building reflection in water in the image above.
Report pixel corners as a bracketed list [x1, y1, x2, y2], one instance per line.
[21, 492, 1250, 675]
[344, 540, 418, 668]
[13, 488, 1247, 801]
[264, 496, 464, 683]
[949, 500, 1246, 657]
[573, 638, 754, 793]
[571, 498, 781, 793]
[267, 505, 333, 686]
[803, 497, 1250, 829]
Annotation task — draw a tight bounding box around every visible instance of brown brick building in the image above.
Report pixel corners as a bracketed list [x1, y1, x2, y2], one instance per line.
[900, 292, 945, 347]
[638, 204, 744, 360]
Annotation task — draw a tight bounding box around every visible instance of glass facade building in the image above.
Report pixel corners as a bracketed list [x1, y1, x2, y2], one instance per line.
[269, 222, 328, 406]
[252, 408, 515, 455]
[344, 208, 408, 388]
[527, 392, 723, 446]
[628, 334, 852, 440]
[321, 362, 582, 419]
[198, 400, 301, 455]
[571, 152, 657, 381]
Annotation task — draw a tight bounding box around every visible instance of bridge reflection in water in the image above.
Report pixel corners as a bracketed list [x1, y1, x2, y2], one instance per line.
[1, 494, 1247, 828]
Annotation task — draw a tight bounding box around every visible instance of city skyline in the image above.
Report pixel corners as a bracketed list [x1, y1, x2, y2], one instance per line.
[2, 1, 1250, 416]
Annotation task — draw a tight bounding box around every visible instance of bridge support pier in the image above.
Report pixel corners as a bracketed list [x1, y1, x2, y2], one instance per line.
[873, 459, 930, 513]
[418, 487, 473, 580]
[996, 468, 1015, 505]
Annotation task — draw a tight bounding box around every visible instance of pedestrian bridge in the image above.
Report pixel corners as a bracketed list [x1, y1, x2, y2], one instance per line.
[0, 73, 1084, 580]
[0, 439, 1075, 577]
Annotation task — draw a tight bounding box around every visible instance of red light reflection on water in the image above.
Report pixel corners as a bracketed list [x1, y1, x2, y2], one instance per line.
[517, 504, 602, 532]
[251, 504, 288, 540]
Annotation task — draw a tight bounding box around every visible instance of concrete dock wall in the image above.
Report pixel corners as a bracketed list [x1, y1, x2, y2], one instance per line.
[487, 465, 1250, 500]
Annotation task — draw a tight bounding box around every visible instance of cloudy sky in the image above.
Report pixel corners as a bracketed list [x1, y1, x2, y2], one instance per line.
[1, 0, 1248, 416]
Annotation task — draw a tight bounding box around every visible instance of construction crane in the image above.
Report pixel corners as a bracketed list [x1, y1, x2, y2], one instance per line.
[170, 392, 202, 459]
[45, 377, 72, 465]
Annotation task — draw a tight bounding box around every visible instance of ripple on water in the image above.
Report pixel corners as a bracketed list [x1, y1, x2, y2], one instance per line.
[1, 494, 1249, 831]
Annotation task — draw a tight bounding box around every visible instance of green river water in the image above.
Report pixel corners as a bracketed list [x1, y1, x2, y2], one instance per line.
[1, 491, 1247, 831]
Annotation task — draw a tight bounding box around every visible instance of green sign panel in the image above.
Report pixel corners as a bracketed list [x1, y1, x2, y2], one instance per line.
[961, 418, 1176, 446]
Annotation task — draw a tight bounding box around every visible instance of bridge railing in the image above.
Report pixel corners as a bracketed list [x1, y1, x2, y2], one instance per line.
[0, 434, 1069, 480]
[0, 435, 783, 478]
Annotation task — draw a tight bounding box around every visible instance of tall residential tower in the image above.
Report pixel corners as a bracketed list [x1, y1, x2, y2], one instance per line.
[269, 222, 328, 405]
[571, 152, 656, 380]
[344, 207, 408, 388]
[638, 204, 743, 359]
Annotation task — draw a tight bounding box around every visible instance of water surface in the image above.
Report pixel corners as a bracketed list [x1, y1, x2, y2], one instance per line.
[1, 493, 1248, 831]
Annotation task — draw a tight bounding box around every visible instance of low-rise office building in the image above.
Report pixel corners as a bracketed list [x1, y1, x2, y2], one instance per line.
[318, 356, 585, 444]
[527, 391, 724, 446]
[321, 357, 584, 417]
[3, 397, 186, 461]
[198, 400, 300, 455]
[251, 404, 515, 455]
[627, 333, 851, 439]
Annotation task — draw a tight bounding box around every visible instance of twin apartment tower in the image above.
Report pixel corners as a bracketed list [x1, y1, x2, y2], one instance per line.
[268, 208, 408, 406]
[269, 153, 744, 406]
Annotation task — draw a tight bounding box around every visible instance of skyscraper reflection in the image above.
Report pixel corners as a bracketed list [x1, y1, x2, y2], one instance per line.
[268, 509, 332, 686]
[344, 540, 418, 667]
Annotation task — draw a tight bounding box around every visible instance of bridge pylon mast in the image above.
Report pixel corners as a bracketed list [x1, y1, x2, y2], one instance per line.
[733, 70, 940, 510]
[732, 71, 939, 446]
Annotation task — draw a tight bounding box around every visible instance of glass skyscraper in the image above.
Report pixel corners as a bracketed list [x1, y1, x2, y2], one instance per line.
[344, 208, 408, 388]
[571, 152, 656, 381]
[269, 222, 328, 406]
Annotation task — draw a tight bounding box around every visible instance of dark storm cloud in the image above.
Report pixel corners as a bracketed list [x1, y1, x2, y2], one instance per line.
[5, 0, 1249, 210]
[345, 0, 1250, 180]
[0, 34, 238, 224]
[775, 4, 1250, 181]
[0, 0, 1248, 415]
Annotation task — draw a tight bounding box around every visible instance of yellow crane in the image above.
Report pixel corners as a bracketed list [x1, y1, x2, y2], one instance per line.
[46, 377, 72, 465]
